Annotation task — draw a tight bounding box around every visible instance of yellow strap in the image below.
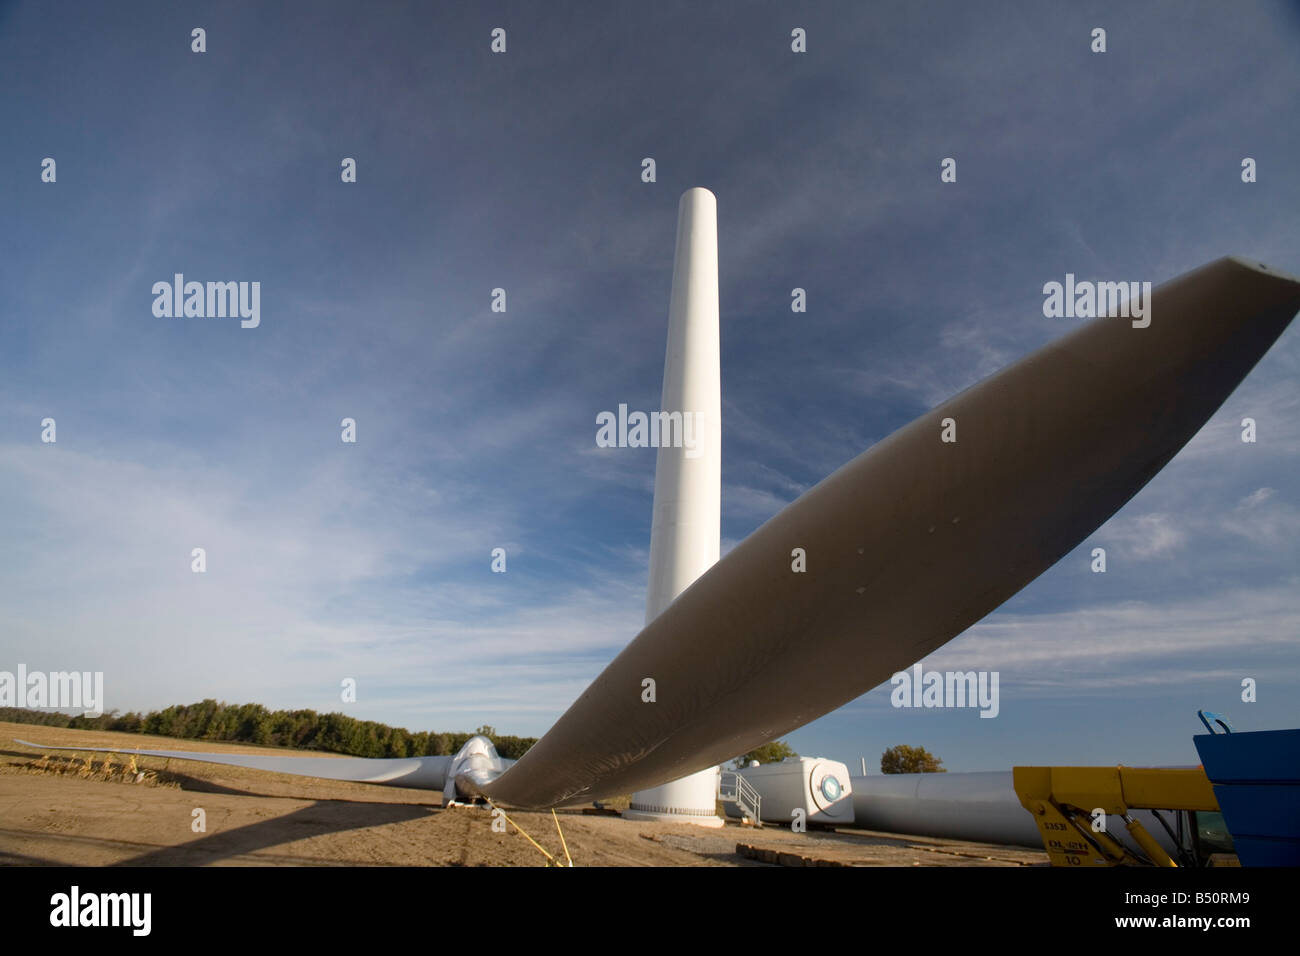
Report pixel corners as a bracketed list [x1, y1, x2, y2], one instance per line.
[552, 809, 573, 867]
[486, 800, 559, 865]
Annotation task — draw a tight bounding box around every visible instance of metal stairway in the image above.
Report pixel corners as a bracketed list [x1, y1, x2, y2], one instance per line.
[718, 770, 762, 827]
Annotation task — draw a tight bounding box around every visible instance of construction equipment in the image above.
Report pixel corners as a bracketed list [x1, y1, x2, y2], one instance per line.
[1013, 764, 1230, 867]
[1193, 713, 1300, 866]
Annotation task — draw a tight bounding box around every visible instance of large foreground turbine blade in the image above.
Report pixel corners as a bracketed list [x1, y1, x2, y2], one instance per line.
[485, 257, 1300, 809]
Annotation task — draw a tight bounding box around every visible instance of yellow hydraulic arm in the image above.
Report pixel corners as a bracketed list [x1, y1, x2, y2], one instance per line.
[1013, 766, 1220, 867]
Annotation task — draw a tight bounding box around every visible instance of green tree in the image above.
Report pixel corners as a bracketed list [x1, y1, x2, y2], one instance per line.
[732, 740, 797, 769]
[4, 698, 538, 763]
[880, 744, 945, 774]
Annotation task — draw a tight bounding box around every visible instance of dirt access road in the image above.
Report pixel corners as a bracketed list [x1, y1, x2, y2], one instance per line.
[0, 723, 1046, 867]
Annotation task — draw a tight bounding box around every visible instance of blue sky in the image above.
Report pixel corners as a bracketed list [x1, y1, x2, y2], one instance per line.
[2, 1, 1299, 773]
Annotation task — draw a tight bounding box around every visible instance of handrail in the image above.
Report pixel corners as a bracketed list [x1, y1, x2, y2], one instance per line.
[719, 769, 762, 827]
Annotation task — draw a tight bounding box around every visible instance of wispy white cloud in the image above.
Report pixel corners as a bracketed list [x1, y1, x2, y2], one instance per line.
[1098, 512, 1187, 560]
[918, 581, 1300, 693]
[3, 0, 1298, 769]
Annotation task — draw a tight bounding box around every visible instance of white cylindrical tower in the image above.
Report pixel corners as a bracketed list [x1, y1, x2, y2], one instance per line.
[624, 187, 725, 828]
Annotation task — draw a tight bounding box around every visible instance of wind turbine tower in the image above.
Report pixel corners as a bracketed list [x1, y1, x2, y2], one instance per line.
[623, 187, 726, 827]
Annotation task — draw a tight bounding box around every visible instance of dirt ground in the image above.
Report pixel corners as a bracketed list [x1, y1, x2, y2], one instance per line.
[0, 722, 1047, 867]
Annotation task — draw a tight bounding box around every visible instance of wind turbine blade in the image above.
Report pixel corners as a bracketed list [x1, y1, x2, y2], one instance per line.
[14, 739, 453, 789]
[485, 257, 1300, 809]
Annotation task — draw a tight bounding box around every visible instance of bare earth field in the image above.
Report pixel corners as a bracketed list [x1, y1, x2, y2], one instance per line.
[0, 722, 1047, 867]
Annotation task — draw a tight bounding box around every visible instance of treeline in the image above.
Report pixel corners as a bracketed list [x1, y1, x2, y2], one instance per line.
[0, 701, 537, 760]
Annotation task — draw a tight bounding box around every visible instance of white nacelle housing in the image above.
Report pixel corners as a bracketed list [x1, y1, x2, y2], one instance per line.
[732, 757, 854, 826]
